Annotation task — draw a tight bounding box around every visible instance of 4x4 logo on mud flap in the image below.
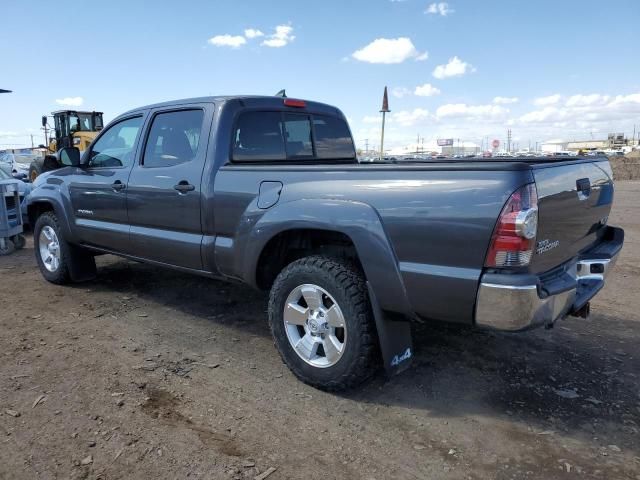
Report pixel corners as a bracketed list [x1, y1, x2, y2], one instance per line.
[391, 347, 412, 367]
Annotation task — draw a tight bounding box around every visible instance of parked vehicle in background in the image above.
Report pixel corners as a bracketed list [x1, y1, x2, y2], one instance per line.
[27, 95, 624, 391]
[0, 151, 39, 182]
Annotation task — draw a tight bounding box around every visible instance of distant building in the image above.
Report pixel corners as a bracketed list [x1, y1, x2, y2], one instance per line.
[566, 140, 608, 151]
[543, 134, 630, 153]
[540, 142, 566, 153]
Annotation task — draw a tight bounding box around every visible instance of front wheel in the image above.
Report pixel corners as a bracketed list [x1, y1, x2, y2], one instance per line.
[34, 212, 96, 284]
[29, 161, 42, 183]
[268, 256, 379, 391]
[0, 238, 15, 256]
[12, 234, 26, 250]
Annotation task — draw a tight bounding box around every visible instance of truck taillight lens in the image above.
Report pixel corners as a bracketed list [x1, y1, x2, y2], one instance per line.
[485, 183, 538, 267]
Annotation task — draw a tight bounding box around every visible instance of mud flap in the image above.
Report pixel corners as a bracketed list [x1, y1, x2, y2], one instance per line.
[67, 245, 97, 282]
[367, 282, 414, 376]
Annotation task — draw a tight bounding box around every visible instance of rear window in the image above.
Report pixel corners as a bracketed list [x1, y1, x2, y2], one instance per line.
[232, 111, 355, 162]
[313, 116, 355, 159]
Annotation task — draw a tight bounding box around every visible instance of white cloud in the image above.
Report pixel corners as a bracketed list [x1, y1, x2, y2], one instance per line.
[352, 37, 427, 64]
[520, 92, 640, 126]
[261, 24, 295, 48]
[351, 90, 640, 152]
[55, 96, 84, 107]
[432, 56, 475, 79]
[415, 51, 429, 61]
[392, 87, 412, 98]
[414, 83, 441, 97]
[533, 94, 561, 106]
[363, 115, 380, 123]
[392, 108, 430, 127]
[493, 96, 519, 104]
[208, 25, 292, 49]
[208, 34, 247, 48]
[426, 2, 454, 16]
[519, 107, 559, 124]
[436, 103, 509, 121]
[565, 93, 609, 107]
[244, 28, 264, 39]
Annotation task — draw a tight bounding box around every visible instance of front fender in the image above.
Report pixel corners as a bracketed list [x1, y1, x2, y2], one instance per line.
[27, 180, 77, 243]
[241, 198, 413, 318]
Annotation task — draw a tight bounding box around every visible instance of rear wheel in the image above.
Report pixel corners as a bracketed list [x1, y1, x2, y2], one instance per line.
[268, 256, 379, 391]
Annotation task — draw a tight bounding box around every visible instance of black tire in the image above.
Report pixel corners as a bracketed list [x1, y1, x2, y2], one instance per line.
[29, 161, 42, 183]
[0, 238, 15, 256]
[34, 212, 96, 284]
[268, 256, 379, 391]
[12, 234, 26, 250]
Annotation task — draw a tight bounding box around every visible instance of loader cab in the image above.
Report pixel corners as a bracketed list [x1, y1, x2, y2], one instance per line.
[49, 110, 104, 152]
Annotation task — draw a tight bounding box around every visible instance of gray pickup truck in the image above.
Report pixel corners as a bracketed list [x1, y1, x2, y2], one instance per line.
[27, 95, 624, 390]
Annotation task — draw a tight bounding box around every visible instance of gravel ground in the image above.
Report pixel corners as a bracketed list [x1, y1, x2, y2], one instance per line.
[1, 181, 639, 480]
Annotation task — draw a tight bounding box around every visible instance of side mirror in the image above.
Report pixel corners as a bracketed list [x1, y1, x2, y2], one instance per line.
[41, 115, 47, 127]
[59, 147, 81, 167]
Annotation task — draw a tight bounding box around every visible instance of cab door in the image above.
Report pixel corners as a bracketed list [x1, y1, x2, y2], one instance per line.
[126, 105, 212, 270]
[69, 114, 145, 252]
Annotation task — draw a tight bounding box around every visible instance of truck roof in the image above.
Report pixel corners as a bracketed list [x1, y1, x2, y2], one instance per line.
[51, 110, 104, 115]
[117, 95, 344, 118]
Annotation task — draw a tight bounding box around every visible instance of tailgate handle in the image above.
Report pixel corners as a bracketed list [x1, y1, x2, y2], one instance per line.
[576, 178, 591, 200]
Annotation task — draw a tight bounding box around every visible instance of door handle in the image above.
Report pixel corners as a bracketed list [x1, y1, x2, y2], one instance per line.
[174, 181, 195, 193]
[111, 181, 126, 192]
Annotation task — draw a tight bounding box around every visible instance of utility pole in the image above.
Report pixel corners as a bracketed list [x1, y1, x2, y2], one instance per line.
[507, 129, 512, 153]
[379, 86, 390, 161]
[364, 139, 369, 153]
[30, 134, 34, 148]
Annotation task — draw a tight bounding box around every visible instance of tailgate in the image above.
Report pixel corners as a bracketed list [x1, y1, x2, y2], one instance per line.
[530, 159, 614, 273]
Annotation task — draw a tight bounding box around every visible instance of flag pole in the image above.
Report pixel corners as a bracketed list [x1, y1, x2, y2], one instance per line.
[380, 86, 390, 161]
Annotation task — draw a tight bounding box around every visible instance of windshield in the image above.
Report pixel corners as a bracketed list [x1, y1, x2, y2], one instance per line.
[69, 113, 94, 132]
[0, 166, 11, 179]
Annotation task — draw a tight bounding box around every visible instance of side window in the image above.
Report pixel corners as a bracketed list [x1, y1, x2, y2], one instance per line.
[232, 112, 285, 162]
[143, 110, 204, 168]
[313, 115, 356, 159]
[283, 114, 313, 158]
[88, 116, 143, 168]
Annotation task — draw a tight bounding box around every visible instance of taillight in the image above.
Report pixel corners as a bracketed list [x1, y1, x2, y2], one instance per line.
[485, 183, 538, 267]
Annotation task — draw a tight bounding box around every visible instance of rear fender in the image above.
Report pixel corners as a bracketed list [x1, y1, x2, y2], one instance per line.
[241, 198, 415, 375]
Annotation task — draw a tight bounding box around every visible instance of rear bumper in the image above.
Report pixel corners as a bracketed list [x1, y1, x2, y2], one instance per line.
[475, 226, 623, 331]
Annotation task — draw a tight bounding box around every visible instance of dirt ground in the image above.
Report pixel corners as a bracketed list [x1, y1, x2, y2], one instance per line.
[611, 153, 640, 181]
[1, 182, 639, 480]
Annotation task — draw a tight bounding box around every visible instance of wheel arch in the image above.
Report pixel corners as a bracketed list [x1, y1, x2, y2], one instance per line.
[242, 198, 413, 318]
[28, 197, 76, 242]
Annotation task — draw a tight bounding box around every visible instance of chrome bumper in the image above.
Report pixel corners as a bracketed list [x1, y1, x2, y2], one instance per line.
[475, 250, 620, 332]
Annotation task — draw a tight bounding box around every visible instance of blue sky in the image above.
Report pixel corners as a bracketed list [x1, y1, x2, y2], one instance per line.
[1, 0, 639, 151]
